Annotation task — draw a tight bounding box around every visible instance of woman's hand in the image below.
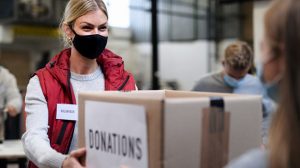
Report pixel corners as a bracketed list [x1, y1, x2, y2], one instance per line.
[62, 148, 86, 168]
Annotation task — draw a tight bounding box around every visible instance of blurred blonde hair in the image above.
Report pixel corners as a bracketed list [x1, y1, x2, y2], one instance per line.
[59, 0, 108, 47]
[224, 41, 253, 71]
[267, 0, 300, 167]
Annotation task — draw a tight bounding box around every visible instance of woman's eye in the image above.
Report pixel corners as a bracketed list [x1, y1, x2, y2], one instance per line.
[99, 26, 108, 31]
[82, 26, 92, 30]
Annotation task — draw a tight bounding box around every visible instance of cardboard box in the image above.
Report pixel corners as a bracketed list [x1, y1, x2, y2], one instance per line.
[78, 90, 262, 168]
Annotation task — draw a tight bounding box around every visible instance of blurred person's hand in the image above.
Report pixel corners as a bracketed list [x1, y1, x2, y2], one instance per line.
[4, 105, 18, 117]
[62, 148, 86, 168]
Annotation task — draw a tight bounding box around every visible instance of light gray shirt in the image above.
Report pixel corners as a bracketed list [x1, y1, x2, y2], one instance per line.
[192, 72, 233, 93]
[22, 67, 104, 168]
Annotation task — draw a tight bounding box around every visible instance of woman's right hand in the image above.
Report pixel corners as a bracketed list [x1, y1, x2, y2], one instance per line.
[62, 148, 86, 168]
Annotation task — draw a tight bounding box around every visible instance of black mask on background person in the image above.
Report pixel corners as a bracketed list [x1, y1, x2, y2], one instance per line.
[71, 28, 108, 59]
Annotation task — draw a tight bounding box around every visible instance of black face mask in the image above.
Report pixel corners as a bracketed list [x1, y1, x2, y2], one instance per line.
[71, 28, 108, 59]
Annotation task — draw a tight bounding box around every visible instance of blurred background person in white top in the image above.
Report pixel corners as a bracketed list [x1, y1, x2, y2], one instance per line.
[0, 65, 22, 118]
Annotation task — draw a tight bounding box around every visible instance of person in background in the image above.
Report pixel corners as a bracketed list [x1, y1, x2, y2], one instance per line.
[22, 0, 137, 168]
[193, 41, 258, 94]
[0, 66, 22, 117]
[226, 0, 300, 167]
[192, 41, 275, 144]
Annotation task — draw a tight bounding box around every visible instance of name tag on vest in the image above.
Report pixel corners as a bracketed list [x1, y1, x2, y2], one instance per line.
[56, 104, 78, 121]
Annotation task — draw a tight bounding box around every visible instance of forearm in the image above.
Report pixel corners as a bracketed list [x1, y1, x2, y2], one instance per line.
[4, 70, 22, 113]
[22, 130, 67, 168]
[6, 95, 22, 113]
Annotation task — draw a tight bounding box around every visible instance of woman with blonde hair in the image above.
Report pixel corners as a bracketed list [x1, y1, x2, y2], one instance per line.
[22, 0, 136, 167]
[227, 0, 300, 167]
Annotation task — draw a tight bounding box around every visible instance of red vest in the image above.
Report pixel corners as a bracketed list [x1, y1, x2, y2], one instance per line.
[28, 48, 136, 168]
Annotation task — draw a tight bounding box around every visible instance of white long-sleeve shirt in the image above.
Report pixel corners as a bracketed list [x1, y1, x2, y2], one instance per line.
[22, 67, 104, 168]
[0, 66, 22, 112]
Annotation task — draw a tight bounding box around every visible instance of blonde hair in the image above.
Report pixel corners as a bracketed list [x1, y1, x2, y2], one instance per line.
[268, 0, 300, 167]
[224, 41, 253, 71]
[59, 0, 108, 47]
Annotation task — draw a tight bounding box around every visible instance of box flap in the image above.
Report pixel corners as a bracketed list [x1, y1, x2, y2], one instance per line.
[164, 90, 239, 98]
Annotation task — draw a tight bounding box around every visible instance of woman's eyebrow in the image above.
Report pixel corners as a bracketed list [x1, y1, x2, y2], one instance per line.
[80, 22, 108, 26]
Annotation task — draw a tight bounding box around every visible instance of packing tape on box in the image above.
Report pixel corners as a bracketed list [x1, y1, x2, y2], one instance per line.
[201, 97, 230, 168]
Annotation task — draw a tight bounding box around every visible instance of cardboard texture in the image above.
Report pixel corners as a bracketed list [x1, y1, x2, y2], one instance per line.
[78, 90, 262, 168]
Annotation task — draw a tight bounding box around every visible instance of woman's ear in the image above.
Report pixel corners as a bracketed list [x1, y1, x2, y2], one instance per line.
[63, 23, 73, 39]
